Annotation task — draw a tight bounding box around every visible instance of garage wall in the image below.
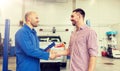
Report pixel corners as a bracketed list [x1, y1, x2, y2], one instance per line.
[23, 0, 72, 26]
[0, 0, 120, 56]
[0, 0, 120, 26]
[0, 0, 22, 25]
[0, 0, 22, 46]
[76, 0, 120, 27]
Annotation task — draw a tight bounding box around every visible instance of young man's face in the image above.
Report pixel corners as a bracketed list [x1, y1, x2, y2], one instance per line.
[70, 12, 80, 26]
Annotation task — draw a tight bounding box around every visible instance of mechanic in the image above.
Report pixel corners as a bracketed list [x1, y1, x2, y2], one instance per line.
[15, 11, 57, 71]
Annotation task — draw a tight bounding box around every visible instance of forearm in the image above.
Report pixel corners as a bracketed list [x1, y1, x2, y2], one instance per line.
[49, 49, 69, 59]
[88, 56, 97, 71]
[57, 49, 70, 56]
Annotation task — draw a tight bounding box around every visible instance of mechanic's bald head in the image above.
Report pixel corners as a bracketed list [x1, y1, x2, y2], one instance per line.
[25, 11, 39, 28]
[25, 11, 36, 21]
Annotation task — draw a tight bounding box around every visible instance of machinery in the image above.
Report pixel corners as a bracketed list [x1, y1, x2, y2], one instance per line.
[106, 31, 120, 58]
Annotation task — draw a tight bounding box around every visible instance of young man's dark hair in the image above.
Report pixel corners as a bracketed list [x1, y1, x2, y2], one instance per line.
[73, 8, 85, 18]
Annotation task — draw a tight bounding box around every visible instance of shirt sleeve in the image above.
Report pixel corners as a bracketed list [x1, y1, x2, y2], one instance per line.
[87, 30, 98, 56]
[15, 30, 49, 60]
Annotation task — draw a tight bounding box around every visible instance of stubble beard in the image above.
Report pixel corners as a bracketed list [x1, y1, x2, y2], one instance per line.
[32, 21, 39, 27]
[72, 21, 76, 26]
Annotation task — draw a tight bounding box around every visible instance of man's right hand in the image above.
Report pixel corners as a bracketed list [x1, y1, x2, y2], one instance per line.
[49, 50, 57, 60]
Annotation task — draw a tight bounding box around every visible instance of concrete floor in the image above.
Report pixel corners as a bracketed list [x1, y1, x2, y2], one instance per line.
[0, 56, 120, 71]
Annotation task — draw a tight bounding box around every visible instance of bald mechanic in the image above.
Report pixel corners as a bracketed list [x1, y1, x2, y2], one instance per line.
[15, 11, 57, 71]
[56, 8, 98, 71]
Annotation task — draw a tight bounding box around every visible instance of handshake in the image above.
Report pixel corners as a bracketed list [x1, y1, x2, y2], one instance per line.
[48, 49, 69, 60]
[45, 42, 68, 60]
[49, 50, 61, 60]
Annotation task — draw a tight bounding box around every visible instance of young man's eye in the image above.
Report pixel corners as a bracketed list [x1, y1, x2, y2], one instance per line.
[36, 17, 39, 19]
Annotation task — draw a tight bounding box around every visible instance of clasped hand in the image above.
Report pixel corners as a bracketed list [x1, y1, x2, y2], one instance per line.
[49, 50, 61, 60]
